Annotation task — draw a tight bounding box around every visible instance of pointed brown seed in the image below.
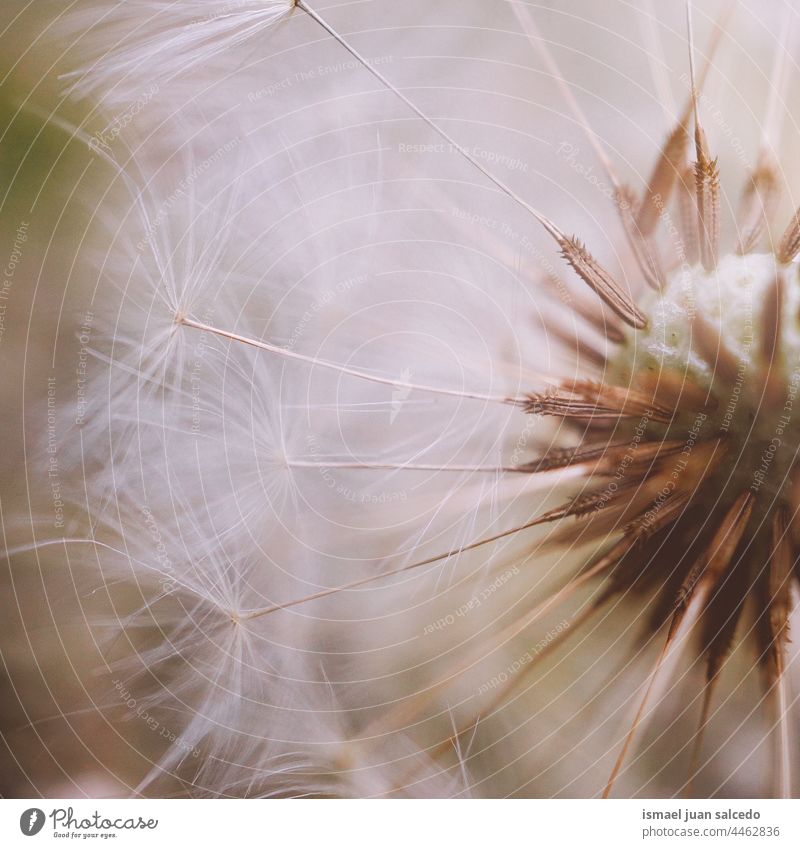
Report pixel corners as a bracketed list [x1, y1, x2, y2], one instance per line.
[537, 271, 627, 344]
[603, 479, 741, 802]
[538, 480, 643, 523]
[689, 310, 742, 385]
[637, 123, 690, 237]
[693, 125, 721, 272]
[786, 470, 800, 549]
[736, 151, 781, 255]
[677, 162, 700, 265]
[767, 507, 793, 677]
[763, 513, 795, 800]
[550, 477, 656, 524]
[521, 438, 685, 475]
[520, 450, 688, 535]
[703, 569, 747, 685]
[525, 380, 670, 422]
[564, 283, 627, 344]
[674, 438, 728, 499]
[686, 0, 720, 274]
[759, 273, 784, 402]
[541, 316, 608, 368]
[638, 369, 717, 414]
[625, 491, 692, 543]
[559, 469, 698, 543]
[674, 491, 754, 614]
[616, 438, 695, 469]
[695, 530, 751, 781]
[520, 443, 619, 473]
[546, 227, 648, 329]
[760, 272, 784, 364]
[777, 207, 800, 264]
[637, 5, 729, 240]
[601, 489, 696, 801]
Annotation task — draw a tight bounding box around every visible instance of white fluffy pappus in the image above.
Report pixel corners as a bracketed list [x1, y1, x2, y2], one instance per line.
[59, 0, 296, 108]
[75, 484, 469, 797]
[46, 0, 622, 800]
[42, 0, 800, 799]
[39, 121, 512, 795]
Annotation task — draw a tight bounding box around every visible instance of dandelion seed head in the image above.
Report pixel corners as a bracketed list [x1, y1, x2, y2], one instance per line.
[627, 254, 791, 374]
[607, 253, 800, 506]
[60, 0, 296, 107]
[526, 234, 800, 796]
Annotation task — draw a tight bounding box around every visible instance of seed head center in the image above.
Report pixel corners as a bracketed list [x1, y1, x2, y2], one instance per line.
[612, 253, 800, 504]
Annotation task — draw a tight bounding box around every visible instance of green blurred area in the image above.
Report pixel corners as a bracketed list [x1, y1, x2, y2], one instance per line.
[0, 2, 153, 797]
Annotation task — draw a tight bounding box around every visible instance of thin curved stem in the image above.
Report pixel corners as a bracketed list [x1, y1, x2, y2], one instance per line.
[180, 316, 529, 406]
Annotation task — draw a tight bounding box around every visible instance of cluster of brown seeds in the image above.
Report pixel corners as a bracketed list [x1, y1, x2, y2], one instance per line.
[347, 7, 800, 797]
[508, 44, 800, 797]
